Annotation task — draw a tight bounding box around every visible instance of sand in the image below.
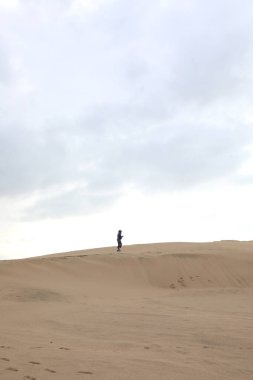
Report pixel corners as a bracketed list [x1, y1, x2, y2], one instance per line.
[0, 241, 253, 380]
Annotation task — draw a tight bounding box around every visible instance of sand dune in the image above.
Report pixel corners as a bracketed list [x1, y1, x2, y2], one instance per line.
[0, 241, 253, 379]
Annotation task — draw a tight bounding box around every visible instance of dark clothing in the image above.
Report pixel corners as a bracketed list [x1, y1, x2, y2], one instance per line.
[117, 231, 123, 251]
[117, 239, 122, 250]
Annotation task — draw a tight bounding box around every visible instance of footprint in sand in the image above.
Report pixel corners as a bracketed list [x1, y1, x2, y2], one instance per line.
[169, 283, 176, 289]
[6, 367, 19, 372]
[77, 371, 93, 375]
[45, 368, 56, 373]
[24, 376, 36, 380]
[177, 278, 186, 287]
[176, 349, 187, 355]
[29, 361, 40, 365]
[59, 347, 70, 350]
[1, 357, 10, 361]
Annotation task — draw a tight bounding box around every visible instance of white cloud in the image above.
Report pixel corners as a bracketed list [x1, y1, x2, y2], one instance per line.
[245, 111, 253, 125]
[67, 0, 114, 15]
[0, 0, 19, 11]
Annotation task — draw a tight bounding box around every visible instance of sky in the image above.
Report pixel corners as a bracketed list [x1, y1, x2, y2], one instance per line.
[1, 0, 253, 259]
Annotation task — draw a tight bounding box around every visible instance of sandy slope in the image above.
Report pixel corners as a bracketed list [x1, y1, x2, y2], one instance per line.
[0, 241, 253, 380]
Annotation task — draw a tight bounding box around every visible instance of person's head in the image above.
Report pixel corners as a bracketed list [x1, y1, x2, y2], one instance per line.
[118, 230, 122, 233]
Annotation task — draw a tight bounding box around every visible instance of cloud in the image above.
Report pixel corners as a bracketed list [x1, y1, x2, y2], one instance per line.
[0, 0, 19, 11]
[67, 0, 115, 15]
[23, 186, 120, 220]
[5, 111, 251, 219]
[0, 41, 11, 85]
[0, 0, 253, 220]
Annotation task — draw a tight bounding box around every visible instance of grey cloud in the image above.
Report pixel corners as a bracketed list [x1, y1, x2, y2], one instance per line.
[24, 187, 119, 220]
[16, 113, 253, 219]
[87, 121, 252, 190]
[0, 0, 253, 220]
[109, 0, 253, 106]
[0, 121, 103, 197]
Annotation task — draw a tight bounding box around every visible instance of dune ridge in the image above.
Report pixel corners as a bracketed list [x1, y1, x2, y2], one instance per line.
[1, 241, 253, 379]
[1, 241, 252, 292]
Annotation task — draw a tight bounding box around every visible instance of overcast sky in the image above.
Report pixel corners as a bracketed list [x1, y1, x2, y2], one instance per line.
[1, 0, 253, 259]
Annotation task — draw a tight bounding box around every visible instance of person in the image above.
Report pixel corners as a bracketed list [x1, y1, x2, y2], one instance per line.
[117, 230, 123, 252]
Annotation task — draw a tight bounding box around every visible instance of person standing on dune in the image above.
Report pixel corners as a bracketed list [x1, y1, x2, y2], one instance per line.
[117, 230, 123, 252]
